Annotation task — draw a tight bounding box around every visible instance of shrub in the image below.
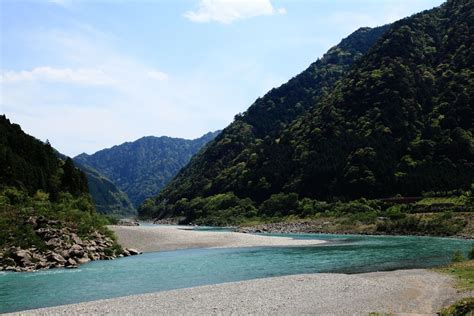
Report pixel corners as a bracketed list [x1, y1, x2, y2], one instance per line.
[452, 251, 465, 263]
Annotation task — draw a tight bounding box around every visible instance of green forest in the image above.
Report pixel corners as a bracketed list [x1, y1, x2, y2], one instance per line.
[140, 0, 473, 228]
[75, 131, 220, 207]
[0, 115, 118, 251]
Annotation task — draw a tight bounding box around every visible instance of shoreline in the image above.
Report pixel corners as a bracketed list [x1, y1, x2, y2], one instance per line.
[109, 225, 327, 253]
[6, 268, 468, 315]
[236, 219, 474, 240]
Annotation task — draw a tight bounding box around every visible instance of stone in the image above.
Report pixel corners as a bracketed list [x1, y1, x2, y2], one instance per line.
[46, 238, 62, 247]
[25, 216, 37, 227]
[76, 257, 91, 265]
[71, 234, 83, 245]
[69, 244, 84, 258]
[127, 248, 141, 255]
[66, 258, 77, 267]
[48, 253, 66, 264]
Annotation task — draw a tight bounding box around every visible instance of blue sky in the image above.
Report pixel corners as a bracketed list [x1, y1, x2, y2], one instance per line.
[1, 0, 444, 156]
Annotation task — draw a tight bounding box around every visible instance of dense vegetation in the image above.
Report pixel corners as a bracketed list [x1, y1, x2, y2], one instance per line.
[0, 115, 88, 199]
[75, 163, 135, 217]
[75, 131, 220, 207]
[140, 0, 473, 228]
[0, 187, 113, 251]
[0, 115, 117, 252]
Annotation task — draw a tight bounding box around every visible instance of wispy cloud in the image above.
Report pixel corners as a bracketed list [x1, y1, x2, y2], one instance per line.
[147, 70, 169, 81]
[1, 25, 247, 156]
[1, 67, 116, 85]
[184, 0, 286, 24]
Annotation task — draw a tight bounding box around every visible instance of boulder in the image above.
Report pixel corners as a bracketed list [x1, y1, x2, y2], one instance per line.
[127, 248, 141, 255]
[25, 216, 37, 227]
[68, 244, 84, 258]
[66, 258, 77, 267]
[76, 257, 90, 265]
[46, 238, 62, 247]
[71, 233, 83, 245]
[47, 253, 66, 264]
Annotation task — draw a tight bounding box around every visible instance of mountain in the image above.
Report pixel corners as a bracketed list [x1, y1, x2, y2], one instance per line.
[0, 115, 88, 198]
[53, 150, 135, 217]
[0, 115, 124, 271]
[75, 131, 220, 207]
[74, 162, 135, 217]
[140, 0, 473, 223]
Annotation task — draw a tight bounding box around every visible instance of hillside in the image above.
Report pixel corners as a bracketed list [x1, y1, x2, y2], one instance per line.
[0, 115, 125, 271]
[75, 131, 220, 207]
[140, 0, 473, 226]
[75, 163, 136, 217]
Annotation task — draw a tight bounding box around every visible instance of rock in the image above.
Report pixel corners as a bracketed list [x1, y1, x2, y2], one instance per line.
[66, 258, 77, 267]
[76, 257, 90, 265]
[68, 244, 84, 258]
[71, 233, 83, 245]
[47, 253, 66, 264]
[25, 216, 37, 227]
[13, 249, 32, 259]
[46, 238, 62, 247]
[126, 248, 141, 255]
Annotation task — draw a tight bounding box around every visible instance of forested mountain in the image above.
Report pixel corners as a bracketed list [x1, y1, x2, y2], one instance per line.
[140, 0, 473, 223]
[74, 162, 135, 217]
[0, 115, 88, 198]
[0, 116, 124, 270]
[53, 150, 135, 217]
[75, 131, 220, 207]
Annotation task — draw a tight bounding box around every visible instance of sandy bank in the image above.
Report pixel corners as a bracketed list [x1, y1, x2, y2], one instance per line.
[109, 225, 326, 252]
[9, 269, 464, 315]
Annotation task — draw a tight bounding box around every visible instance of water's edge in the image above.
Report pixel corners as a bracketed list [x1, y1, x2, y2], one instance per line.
[1, 233, 472, 313]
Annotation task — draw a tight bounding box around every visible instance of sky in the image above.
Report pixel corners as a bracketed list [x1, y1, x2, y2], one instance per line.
[1, 0, 444, 157]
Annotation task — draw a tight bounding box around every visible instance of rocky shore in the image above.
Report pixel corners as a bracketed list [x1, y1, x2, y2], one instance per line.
[0, 216, 141, 272]
[238, 220, 343, 234]
[238, 219, 474, 239]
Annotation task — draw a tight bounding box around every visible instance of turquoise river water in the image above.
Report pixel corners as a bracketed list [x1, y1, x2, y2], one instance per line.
[0, 233, 472, 313]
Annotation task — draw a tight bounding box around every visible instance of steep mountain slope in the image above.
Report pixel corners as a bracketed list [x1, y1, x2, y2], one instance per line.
[75, 163, 135, 217]
[0, 115, 124, 271]
[141, 0, 473, 221]
[75, 131, 220, 207]
[0, 115, 88, 198]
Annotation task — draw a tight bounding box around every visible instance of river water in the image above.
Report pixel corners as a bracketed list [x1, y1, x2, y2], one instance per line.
[0, 233, 472, 313]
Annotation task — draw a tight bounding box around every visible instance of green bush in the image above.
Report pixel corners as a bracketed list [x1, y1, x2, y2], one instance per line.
[0, 187, 116, 250]
[469, 247, 474, 260]
[452, 251, 465, 263]
[439, 297, 474, 316]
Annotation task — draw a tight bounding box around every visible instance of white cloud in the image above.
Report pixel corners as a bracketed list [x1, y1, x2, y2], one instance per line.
[1, 67, 117, 85]
[184, 0, 286, 24]
[1, 27, 245, 156]
[147, 70, 169, 81]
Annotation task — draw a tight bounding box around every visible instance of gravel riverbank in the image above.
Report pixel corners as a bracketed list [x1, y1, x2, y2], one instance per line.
[7, 269, 466, 315]
[109, 225, 326, 252]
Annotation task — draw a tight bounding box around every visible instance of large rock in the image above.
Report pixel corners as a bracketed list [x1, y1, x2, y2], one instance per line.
[46, 238, 62, 247]
[68, 244, 85, 258]
[126, 248, 142, 255]
[71, 233, 83, 245]
[47, 252, 66, 264]
[76, 257, 91, 264]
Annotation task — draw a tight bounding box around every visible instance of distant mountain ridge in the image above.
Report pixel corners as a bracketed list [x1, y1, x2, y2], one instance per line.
[75, 131, 220, 207]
